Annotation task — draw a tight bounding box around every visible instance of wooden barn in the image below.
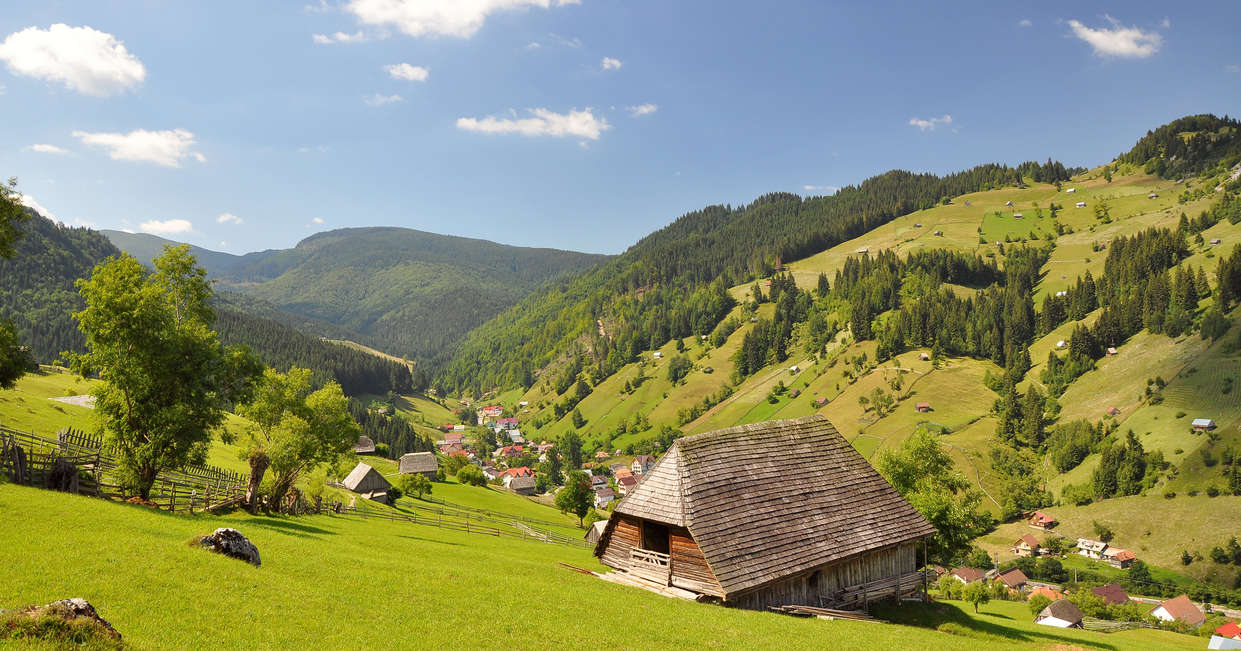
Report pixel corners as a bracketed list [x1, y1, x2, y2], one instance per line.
[592, 415, 935, 611]
[343, 463, 390, 503]
[354, 436, 376, 455]
[398, 452, 438, 479]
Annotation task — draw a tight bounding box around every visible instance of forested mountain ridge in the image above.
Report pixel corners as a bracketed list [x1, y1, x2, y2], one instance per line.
[2, 212, 414, 397]
[104, 226, 612, 362]
[438, 160, 1082, 394]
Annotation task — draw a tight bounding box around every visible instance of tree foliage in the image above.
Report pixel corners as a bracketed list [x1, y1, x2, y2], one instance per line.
[555, 470, 593, 526]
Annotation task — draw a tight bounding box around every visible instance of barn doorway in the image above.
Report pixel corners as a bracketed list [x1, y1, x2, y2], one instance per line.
[640, 520, 670, 555]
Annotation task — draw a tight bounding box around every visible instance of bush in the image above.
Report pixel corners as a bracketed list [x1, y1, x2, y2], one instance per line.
[1208, 486, 1221, 497]
[386, 485, 403, 502]
[456, 465, 487, 487]
[374, 442, 391, 458]
[1027, 594, 1051, 616]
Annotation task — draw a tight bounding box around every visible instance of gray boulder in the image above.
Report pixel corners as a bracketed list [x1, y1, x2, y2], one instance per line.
[199, 527, 261, 567]
[38, 598, 121, 639]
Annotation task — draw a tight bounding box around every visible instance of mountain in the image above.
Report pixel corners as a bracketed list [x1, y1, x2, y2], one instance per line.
[98, 229, 274, 274]
[103, 227, 612, 362]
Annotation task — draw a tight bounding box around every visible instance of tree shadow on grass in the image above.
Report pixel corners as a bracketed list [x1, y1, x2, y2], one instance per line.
[872, 600, 1120, 651]
[397, 535, 463, 547]
[243, 517, 335, 537]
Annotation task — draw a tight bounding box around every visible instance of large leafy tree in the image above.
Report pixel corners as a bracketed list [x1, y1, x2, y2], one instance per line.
[0, 178, 33, 389]
[555, 470, 593, 526]
[876, 428, 992, 565]
[236, 366, 359, 510]
[69, 246, 261, 499]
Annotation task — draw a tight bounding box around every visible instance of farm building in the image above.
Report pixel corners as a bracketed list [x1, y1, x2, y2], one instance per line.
[1148, 192, 1159, 199]
[652, 352, 663, 359]
[1055, 290, 1067, 297]
[1104, 548, 1136, 569]
[1075, 201, 1086, 208]
[1013, 212, 1023, 219]
[1217, 621, 1241, 639]
[855, 247, 869, 255]
[1106, 407, 1121, 417]
[354, 436, 376, 455]
[398, 452, 438, 479]
[1193, 418, 1217, 431]
[592, 416, 935, 610]
[915, 402, 931, 413]
[913, 223, 922, 228]
[933, 230, 944, 236]
[918, 352, 930, 361]
[1035, 599, 1084, 629]
[1151, 594, 1205, 628]
[1212, 238, 1223, 245]
[1055, 340, 1066, 349]
[342, 463, 390, 503]
[1077, 538, 1108, 559]
[814, 396, 828, 407]
[1106, 346, 1118, 356]
[1011, 534, 1040, 557]
[585, 520, 608, 545]
[1005, 200, 1013, 206]
[508, 475, 536, 496]
[995, 567, 1028, 590]
[1028, 511, 1055, 529]
[1091, 584, 1129, 606]
[950, 568, 984, 584]
[1066, 187, 1076, 193]
[1029, 585, 1064, 602]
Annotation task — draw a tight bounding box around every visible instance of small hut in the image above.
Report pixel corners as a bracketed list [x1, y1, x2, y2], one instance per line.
[1193, 418, 1217, 431]
[585, 520, 608, 545]
[342, 463, 391, 503]
[915, 402, 932, 413]
[508, 475, 536, 496]
[593, 416, 935, 610]
[354, 436, 376, 455]
[1075, 201, 1086, 208]
[1035, 599, 1084, 628]
[399, 452, 438, 479]
[918, 352, 930, 361]
[1148, 192, 1158, 199]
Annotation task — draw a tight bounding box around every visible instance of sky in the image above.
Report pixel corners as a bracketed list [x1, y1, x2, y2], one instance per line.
[0, 2, 1239, 256]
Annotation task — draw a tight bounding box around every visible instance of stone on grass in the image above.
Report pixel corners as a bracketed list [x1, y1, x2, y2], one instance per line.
[31, 598, 121, 640]
[198, 527, 261, 567]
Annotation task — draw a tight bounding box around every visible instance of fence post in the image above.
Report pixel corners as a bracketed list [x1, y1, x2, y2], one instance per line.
[170, 482, 177, 511]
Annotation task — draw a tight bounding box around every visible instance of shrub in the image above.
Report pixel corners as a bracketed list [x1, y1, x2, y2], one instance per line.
[1163, 490, 1176, 499]
[1027, 594, 1051, 616]
[386, 485, 403, 502]
[1208, 486, 1221, 497]
[456, 465, 487, 487]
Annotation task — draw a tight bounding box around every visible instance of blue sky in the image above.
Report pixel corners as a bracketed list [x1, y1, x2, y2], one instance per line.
[1, 1, 1238, 255]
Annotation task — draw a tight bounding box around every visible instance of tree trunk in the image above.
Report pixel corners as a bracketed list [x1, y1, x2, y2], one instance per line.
[268, 472, 296, 511]
[245, 453, 269, 513]
[137, 465, 159, 501]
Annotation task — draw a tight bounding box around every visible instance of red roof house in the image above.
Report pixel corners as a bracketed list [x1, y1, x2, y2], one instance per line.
[1028, 511, 1056, 529]
[950, 567, 985, 584]
[1151, 594, 1205, 628]
[1091, 584, 1129, 606]
[1215, 621, 1241, 639]
[915, 401, 932, 413]
[1029, 585, 1065, 602]
[995, 567, 1028, 590]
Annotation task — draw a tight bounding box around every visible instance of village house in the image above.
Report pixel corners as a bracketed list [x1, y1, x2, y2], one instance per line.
[1028, 511, 1056, 530]
[1193, 418, 1217, 431]
[508, 475, 536, 496]
[398, 452, 438, 480]
[496, 417, 519, 430]
[594, 487, 616, 508]
[1215, 621, 1241, 640]
[915, 401, 932, 413]
[1106, 407, 1121, 417]
[919, 352, 930, 361]
[950, 567, 985, 584]
[1029, 585, 1065, 602]
[631, 455, 656, 475]
[1106, 347, 1118, 356]
[1077, 538, 1108, 559]
[615, 474, 638, 495]
[499, 467, 534, 482]
[1035, 599, 1084, 629]
[1151, 594, 1205, 628]
[1212, 238, 1223, 245]
[1091, 584, 1129, 606]
[1011, 534, 1041, 557]
[1075, 201, 1087, 208]
[353, 436, 377, 455]
[593, 416, 936, 610]
[995, 567, 1028, 591]
[1066, 187, 1076, 193]
[1103, 547, 1136, 569]
[342, 463, 390, 503]
[595, 450, 611, 460]
[590, 473, 607, 489]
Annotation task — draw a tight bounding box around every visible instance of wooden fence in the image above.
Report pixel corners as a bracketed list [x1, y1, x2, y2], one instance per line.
[0, 424, 245, 513]
[337, 502, 593, 549]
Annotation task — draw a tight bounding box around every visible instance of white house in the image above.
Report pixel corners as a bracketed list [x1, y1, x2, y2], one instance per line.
[1066, 187, 1077, 194]
[1193, 418, 1217, 431]
[1055, 340, 1067, 349]
[652, 351, 663, 359]
[1151, 595, 1205, 628]
[1077, 538, 1108, 559]
[1055, 290, 1068, 297]
[1075, 201, 1087, 208]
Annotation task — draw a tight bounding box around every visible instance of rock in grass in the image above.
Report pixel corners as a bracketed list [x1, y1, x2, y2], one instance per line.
[198, 528, 261, 567]
[0, 598, 123, 645]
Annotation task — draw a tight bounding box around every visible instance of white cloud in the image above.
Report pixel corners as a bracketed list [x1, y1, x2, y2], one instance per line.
[601, 57, 622, 71]
[1226, 64, 1241, 74]
[363, 93, 403, 106]
[139, 218, 193, 235]
[1160, 17, 1171, 29]
[305, 0, 334, 13]
[216, 213, 243, 225]
[524, 41, 541, 50]
[457, 107, 610, 140]
[909, 114, 952, 131]
[1018, 18, 1033, 27]
[550, 33, 582, 48]
[626, 103, 658, 117]
[385, 62, 428, 81]
[73, 128, 203, 168]
[299, 145, 332, 153]
[312, 217, 325, 224]
[0, 24, 145, 96]
[312, 30, 372, 44]
[27, 143, 69, 155]
[219, 240, 228, 248]
[1067, 16, 1163, 59]
[345, 0, 581, 39]
[18, 194, 54, 220]
[802, 185, 839, 194]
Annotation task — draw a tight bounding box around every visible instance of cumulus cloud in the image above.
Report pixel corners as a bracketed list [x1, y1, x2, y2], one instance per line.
[305, 0, 334, 13]
[1226, 64, 1241, 74]
[27, 143, 69, 155]
[363, 93, 403, 106]
[312, 30, 372, 44]
[18, 194, 55, 220]
[524, 41, 541, 50]
[909, 114, 952, 131]
[0, 24, 145, 96]
[73, 128, 203, 168]
[345, 0, 581, 39]
[385, 62, 428, 81]
[1161, 17, 1171, 29]
[456, 107, 610, 140]
[312, 217, 325, 224]
[1018, 18, 1032, 27]
[601, 57, 622, 71]
[1067, 16, 1163, 58]
[626, 103, 657, 117]
[216, 213, 243, 225]
[139, 218, 193, 235]
[802, 185, 840, 194]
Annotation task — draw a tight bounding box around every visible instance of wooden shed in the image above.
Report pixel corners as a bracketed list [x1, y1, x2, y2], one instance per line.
[354, 436, 376, 455]
[342, 462, 391, 503]
[399, 452, 438, 479]
[592, 415, 935, 611]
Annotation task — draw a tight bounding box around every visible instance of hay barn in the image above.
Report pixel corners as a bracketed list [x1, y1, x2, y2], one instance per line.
[343, 463, 391, 503]
[399, 452, 438, 479]
[592, 415, 935, 610]
[354, 436, 376, 455]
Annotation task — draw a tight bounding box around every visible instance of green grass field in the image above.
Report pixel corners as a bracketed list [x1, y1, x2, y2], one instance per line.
[0, 484, 1206, 650]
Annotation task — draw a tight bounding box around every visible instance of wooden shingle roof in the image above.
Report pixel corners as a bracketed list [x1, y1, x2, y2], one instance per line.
[399, 452, 438, 474]
[607, 415, 935, 596]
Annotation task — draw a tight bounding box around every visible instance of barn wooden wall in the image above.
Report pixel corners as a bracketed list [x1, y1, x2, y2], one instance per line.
[600, 514, 642, 569]
[728, 542, 919, 611]
[669, 526, 723, 596]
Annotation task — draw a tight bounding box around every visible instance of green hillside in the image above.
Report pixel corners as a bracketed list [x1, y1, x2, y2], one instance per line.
[104, 227, 611, 362]
[0, 484, 1203, 650]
